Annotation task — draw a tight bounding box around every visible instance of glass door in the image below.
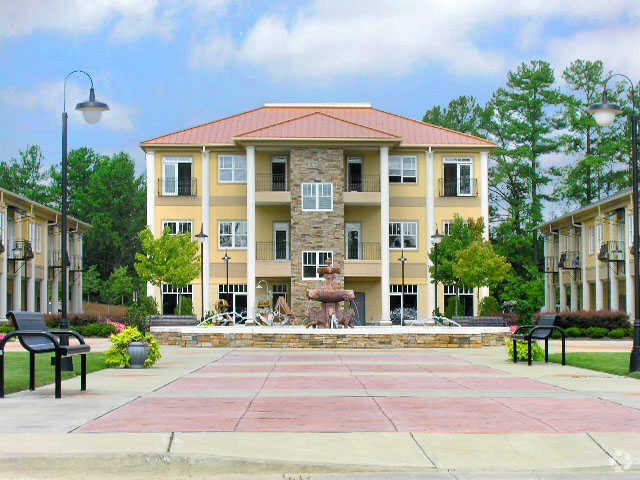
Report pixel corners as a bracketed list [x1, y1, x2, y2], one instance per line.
[271, 155, 287, 191]
[347, 157, 362, 192]
[273, 222, 289, 260]
[162, 161, 178, 196]
[457, 162, 472, 196]
[345, 222, 361, 260]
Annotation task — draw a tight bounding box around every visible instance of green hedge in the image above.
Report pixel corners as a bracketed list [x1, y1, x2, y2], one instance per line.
[535, 311, 630, 331]
[43, 314, 123, 328]
[0, 322, 115, 338]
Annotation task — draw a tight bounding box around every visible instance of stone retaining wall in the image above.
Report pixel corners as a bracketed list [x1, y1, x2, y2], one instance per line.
[152, 328, 508, 349]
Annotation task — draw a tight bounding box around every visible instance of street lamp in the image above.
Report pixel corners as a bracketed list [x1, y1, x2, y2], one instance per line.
[399, 249, 407, 324]
[431, 229, 444, 315]
[60, 71, 108, 372]
[196, 225, 208, 321]
[588, 73, 640, 373]
[222, 251, 231, 310]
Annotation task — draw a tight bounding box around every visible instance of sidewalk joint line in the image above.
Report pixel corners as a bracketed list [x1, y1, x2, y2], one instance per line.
[166, 432, 175, 453]
[409, 431, 437, 468]
[488, 396, 560, 432]
[586, 431, 622, 467]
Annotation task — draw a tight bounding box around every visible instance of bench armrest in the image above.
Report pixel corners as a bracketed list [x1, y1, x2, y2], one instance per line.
[0, 330, 61, 351]
[512, 325, 533, 336]
[48, 330, 87, 345]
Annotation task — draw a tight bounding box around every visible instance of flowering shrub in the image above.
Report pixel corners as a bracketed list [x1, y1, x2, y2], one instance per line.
[102, 320, 125, 334]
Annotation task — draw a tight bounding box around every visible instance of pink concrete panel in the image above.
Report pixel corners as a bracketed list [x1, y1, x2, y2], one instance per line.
[161, 376, 267, 391]
[263, 375, 364, 391]
[199, 364, 275, 374]
[217, 354, 281, 363]
[339, 354, 466, 363]
[377, 397, 555, 433]
[499, 397, 640, 433]
[237, 396, 395, 432]
[278, 354, 341, 363]
[356, 375, 458, 390]
[347, 364, 430, 373]
[451, 377, 561, 391]
[272, 363, 351, 373]
[77, 397, 251, 433]
[424, 365, 506, 374]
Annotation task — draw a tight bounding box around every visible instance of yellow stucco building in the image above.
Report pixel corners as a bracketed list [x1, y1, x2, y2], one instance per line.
[0, 187, 90, 318]
[141, 103, 494, 324]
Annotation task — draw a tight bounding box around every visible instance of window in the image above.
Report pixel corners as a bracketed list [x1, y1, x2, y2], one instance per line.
[389, 155, 417, 183]
[596, 223, 603, 246]
[442, 220, 451, 235]
[162, 220, 192, 236]
[390, 284, 418, 324]
[35, 224, 42, 253]
[219, 154, 247, 183]
[162, 156, 193, 196]
[219, 221, 247, 249]
[442, 157, 473, 196]
[389, 221, 418, 249]
[588, 226, 595, 254]
[219, 284, 248, 315]
[630, 215, 634, 246]
[161, 284, 193, 315]
[302, 251, 332, 279]
[302, 183, 332, 211]
[443, 285, 474, 316]
[271, 283, 288, 306]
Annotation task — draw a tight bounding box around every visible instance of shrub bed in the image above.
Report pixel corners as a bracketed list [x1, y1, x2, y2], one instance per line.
[44, 313, 125, 327]
[535, 311, 630, 330]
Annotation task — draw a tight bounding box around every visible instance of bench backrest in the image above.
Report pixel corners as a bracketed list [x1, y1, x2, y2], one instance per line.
[532, 314, 556, 339]
[7, 311, 55, 352]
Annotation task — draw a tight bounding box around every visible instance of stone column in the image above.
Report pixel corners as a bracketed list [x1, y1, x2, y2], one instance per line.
[581, 223, 590, 310]
[380, 146, 391, 324]
[201, 147, 210, 318]
[570, 228, 578, 311]
[479, 150, 490, 305]
[609, 215, 619, 310]
[0, 206, 7, 319]
[146, 150, 155, 299]
[13, 214, 22, 311]
[40, 223, 48, 313]
[51, 227, 59, 314]
[246, 145, 256, 323]
[595, 221, 603, 310]
[425, 149, 435, 317]
[27, 222, 36, 311]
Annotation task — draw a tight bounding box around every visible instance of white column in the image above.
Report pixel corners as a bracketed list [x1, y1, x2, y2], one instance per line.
[51, 227, 59, 314]
[558, 266, 566, 311]
[581, 223, 590, 310]
[379, 146, 391, 325]
[479, 150, 490, 304]
[425, 149, 435, 316]
[27, 222, 36, 311]
[13, 215, 22, 311]
[73, 234, 83, 313]
[609, 215, 619, 310]
[595, 220, 603, 310]
[201, 147, 210, 318]
[544, 235, 550, 311]
[146, 150, 156, 299]
[625, 207, 634, 316]
[570, 229, 578, 311]
[40, 223, 48, 313]
[0, 206, 7, 319]
[246, 145, 256, 323]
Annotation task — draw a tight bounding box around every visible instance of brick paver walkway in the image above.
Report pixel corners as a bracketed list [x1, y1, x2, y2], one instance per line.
[77, 348, 640, 434]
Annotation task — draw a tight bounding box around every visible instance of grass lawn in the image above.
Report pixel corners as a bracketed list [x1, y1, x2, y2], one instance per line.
[2, 352, 108, 394]
[549, 352, 640, 379]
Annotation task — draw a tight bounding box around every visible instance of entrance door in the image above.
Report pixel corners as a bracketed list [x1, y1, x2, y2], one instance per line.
[271, 156, 287, 191]
[273, 222, 289, 260]
[345, 222, 361, 260]
[347, 157, 363, 192]
[353, 292, 366, 326]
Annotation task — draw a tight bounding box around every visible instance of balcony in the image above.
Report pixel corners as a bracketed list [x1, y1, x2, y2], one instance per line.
[7, 240, 34, 261]
[256, 174, 291, 205]
[157, 178, 197, 197]
[438, 178, 478, 197]
[345, 242, 381, 261]
[344, 175, 381, 206]
[344, 242, 381, 277]
[48, 251, 82, 271]
[256, 241, 291, 277]
[598, 241, 625, 262]
[558, 251, 580, 270]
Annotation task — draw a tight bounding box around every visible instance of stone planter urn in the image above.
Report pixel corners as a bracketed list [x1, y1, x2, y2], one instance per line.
[127, 341, 150, 368]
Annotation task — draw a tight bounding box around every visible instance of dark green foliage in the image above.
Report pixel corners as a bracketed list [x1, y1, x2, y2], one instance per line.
[75, 323, 117, 337]
[536, 311, 630, 331]
[0, 325, 15, 334]
[44, 313, 124, 328]
[0, 145, 52, 205]
[565, 327, 584, 337]
[607, 328, 626, 339]
[423, 96, 486, 137]
[584, 326, 609, 339]
[479, 296, 501, 316]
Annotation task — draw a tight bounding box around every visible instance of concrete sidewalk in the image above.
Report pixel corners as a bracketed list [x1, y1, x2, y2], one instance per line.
[0, 343, 639, 478]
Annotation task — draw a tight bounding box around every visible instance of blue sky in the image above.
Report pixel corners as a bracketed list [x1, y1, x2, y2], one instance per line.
[0, 0, 638, 174]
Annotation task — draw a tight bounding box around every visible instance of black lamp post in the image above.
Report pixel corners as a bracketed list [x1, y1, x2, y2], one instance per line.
[399, 249, 407, 324]
[61, 71, 108, 371]
[222, 251, 231, 308]
[196, 225, 208, 321]
[588, 73, 639, 372]
[431, 229, 444, 315]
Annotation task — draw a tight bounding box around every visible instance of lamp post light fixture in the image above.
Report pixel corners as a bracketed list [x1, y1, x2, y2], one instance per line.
[431, 229, 444, 315]
[222, 251, 231, 309]
[588, 73, 640, 373]
[399, 249, 407, 324]
[60, 71, 108, 371]
[195, 225, 208, 321]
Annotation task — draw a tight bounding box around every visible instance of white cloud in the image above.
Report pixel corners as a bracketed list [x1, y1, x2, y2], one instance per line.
[190, 0, 639, 81]
[0, 0, 232, 42]
[0, 81, 136, 132]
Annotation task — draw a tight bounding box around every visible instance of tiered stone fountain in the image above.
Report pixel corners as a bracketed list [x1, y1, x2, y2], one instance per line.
[305, 258, 356, 328]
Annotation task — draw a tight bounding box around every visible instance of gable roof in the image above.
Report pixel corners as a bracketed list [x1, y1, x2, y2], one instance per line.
[141, 103, 494, 147]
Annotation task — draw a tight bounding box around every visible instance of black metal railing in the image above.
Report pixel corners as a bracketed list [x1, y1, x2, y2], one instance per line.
[8, 240, 34, 261]
[438, 178, 478, 197]
[157, 178, 197, 197]
[256, 174, 288, 192]
[598, 241, 625, 262]
[345, 242, 381, 261]
[558, 251, 580, 269]
[256, 241, 289, 260]
[347, 175, 380, 193]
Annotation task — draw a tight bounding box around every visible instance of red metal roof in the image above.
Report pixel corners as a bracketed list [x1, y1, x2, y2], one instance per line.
[141, 105, 494, 146]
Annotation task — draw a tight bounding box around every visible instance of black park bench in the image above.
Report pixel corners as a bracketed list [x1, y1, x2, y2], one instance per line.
[511, 313, 566, 366]
[0, 311, 90, 398]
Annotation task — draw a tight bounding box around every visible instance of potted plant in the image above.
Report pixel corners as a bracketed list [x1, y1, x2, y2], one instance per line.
[126, 313, 152, 368]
